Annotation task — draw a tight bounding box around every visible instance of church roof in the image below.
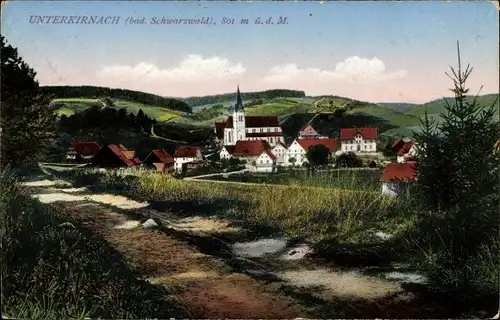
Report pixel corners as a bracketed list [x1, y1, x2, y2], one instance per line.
[224, 116, 280, 128]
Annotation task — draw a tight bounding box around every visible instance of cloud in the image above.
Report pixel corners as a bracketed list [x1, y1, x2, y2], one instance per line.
[264, 56, 406, 84]
[96, 55, 246, 82]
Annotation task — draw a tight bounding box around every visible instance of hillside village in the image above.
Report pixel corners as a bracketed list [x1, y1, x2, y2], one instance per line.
[62, 86, 423, 197]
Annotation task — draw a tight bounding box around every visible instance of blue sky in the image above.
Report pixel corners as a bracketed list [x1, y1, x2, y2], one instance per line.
[2, 1, 498, 103]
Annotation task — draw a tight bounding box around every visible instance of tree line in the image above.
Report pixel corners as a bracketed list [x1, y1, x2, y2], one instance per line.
[40, 85, 192, 113]
[183, 89, 306, 107]
[59, 105, 156, 133]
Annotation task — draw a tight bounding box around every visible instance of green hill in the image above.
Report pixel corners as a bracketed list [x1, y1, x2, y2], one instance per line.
[182, 89, 306, 108]
[405, 94, 499, 120]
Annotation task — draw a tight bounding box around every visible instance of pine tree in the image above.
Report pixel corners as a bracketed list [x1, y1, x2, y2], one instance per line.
[1, 36, 57, 167]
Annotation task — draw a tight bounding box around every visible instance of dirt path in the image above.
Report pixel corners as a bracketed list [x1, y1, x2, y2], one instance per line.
[34, 188, 309, 318]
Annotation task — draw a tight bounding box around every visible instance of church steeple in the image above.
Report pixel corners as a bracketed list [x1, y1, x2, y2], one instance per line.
[234, 85, 244, 112]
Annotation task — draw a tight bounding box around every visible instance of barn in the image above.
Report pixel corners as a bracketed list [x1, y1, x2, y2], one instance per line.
[380, 162, 417, 197]
[90, 144, 141, 168]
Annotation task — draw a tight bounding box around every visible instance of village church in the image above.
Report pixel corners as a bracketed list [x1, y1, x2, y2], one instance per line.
[214, 86, 285, 147]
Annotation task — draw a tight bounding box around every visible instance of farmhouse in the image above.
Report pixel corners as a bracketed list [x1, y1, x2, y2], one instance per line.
[214, 86, 285, 147]
[380, 162, 417, 197]
[90, 144, 141, 168]
[173, 146, 203, 171]
[220, 145, 236, 160]
[271, 142, 287, 166]
[285, 138, 337, 167]
[143, 149, 175, 174]
[66, 141, 101, 162]
[340, 128, 377, 153]
[297, 124, 327, 140]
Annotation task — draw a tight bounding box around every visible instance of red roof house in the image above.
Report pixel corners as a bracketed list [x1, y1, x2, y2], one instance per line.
[392, 138, 405, 151]
[67, 141, 101, 162]
[380, 162, 417, 182]
[232, 140, 271, 158]
[143, 149, 175, 173]
[340, 128, 378, 140]
[298, 124, 321, 139]
[91, 144, 141, 168]
[173, 146, 202, 159]
[396, 142, 414, 156]
[297, 138, 337, 152]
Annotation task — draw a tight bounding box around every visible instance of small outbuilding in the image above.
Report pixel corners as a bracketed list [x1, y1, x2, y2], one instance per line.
[380, 162, 417, 197]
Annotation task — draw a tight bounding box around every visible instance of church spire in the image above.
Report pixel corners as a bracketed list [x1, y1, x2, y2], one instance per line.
[234, 85, 244, 112]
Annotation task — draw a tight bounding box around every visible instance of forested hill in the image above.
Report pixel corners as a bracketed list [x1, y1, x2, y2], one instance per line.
[40, 85, 191, 113]
[180, 89, 306, 107]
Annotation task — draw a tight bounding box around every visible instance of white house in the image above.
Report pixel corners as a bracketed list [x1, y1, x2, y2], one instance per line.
[271, 142, 287, 166]
[395, 141, 418, 163]
[173, 146, 203, 171]
[340, 128, 377, 153]
[255, 149, 277, 172]
[219, 145, 235, 160]
[380, 162, 417, 197]
[214, 86, 285, 147]
[284, 138, 337, 167]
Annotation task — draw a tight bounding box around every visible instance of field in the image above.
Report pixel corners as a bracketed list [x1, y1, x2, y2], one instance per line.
[202, 169, 382, 192]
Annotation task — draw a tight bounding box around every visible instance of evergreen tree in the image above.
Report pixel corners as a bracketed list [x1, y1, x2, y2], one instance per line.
[412, 42, 499, 286]
[1, 36, 56, 167]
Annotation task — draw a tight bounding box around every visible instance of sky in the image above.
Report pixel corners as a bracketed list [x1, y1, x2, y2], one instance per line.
[1, 1, 499, 103]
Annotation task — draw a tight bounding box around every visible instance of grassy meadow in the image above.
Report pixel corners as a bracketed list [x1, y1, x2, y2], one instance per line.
[204, 169, 382, 191]
[0, 169, 185, 319]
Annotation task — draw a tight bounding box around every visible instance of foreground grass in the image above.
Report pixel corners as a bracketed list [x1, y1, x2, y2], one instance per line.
[67, 169, 416, 243]
[0, 169, 184, 319]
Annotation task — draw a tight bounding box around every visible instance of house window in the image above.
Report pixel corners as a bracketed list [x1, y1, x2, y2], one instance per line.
[252, 128, 256, 133]
[238, 115, 243, 121]
[260, 128, 263, 132]
[266, 160, 269, 163]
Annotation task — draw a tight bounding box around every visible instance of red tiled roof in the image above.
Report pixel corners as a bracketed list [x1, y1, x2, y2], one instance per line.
[392, 138, 405, 150]
[70, 142, 101, 156]
[107, 144, 140, 167]
[174, 146, 201, 158]
[122, 150, 136, 160]
[214, 122, 225, 139]
[262, 149, 277, 161]
[297, 138, 337, 152]
[340, 128, 378, 140]
[224, 116, 280, 128]
[380, 162, 417, 182]
[246, 132, 283, 137]
[299, 124, 319, 137]
[232, 140, 271, 157]
[223, 145, 236, 154]
[148, 149, 174, 165]
[396, 142, 414, 156]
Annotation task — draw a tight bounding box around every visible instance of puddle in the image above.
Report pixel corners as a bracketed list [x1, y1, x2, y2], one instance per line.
[114, 220, 141, 229]
[163, 215, 241, 234]
[280, 244, 313, 261]
[84, 194, 149, 210]
[383, 271, 429, 284]
[33, 193, 87, 203]
[277, 269, 402, 300]
[232, 239, 287, 258]
[51, 187, 87, 193]
[22, 179, 71, 187]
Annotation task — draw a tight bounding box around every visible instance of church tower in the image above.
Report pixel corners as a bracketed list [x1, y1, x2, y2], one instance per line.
[232, 85, 246, 143]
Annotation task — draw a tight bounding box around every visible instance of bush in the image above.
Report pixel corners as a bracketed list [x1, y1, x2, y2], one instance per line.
[0, 168, 184, 319]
